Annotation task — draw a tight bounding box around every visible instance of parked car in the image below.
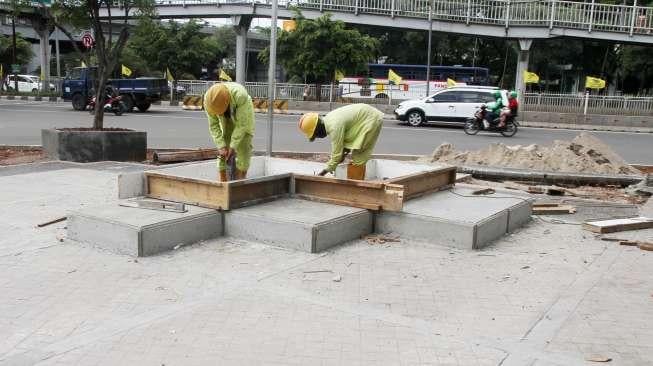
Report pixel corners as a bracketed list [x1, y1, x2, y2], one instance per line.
[394, 86, 500, 126]
[1, 74, 55, 93]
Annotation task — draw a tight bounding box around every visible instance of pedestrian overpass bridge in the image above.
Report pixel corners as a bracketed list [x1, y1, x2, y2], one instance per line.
[109, 0, 653, 45]
[103, 0, 652, 93]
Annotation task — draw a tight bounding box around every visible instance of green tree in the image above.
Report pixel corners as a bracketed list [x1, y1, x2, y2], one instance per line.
[44, 0, 155, 129]
[261, 12, 379, 84]
[620, 45, 653, 94]
[123, 18, 222, 80]
[0, 33, 34, 75]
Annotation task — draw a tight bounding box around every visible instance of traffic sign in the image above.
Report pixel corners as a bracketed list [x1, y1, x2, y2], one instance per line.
[82, 32, 94, 49]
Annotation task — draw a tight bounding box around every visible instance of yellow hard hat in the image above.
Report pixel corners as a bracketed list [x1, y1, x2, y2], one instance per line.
[298, 113, 319, 140]
[204, 83, 230, 115]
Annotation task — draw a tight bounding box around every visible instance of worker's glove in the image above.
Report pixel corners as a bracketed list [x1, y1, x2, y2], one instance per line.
[218, 147, 235, 160]
[318, 169, 329, 177]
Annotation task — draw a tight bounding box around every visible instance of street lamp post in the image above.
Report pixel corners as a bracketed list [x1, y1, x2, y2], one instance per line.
[425, 0, 433, 97]
[266, 0, 278, 156]
[11, 14, 18, 91]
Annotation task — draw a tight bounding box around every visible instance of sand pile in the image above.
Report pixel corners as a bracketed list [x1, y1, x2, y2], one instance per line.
[419, 133, 641, 175]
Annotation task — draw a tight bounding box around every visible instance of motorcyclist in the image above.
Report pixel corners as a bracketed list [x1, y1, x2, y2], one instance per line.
[484, 90, 504, 126]
[499, 91, 518, 128]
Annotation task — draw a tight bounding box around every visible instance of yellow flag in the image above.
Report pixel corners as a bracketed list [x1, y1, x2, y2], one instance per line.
[165, 67, 174, 82]
[446, 78, 456, 87]
[121, 64, 132, 77]
[81, 61, 87, 67]
[219, 69, 232, 81]
[282, 20, 297, 32]
[40, 68, 45, 80]
[585, 76, 606, 89]
[0, 64, 3, 79]
[375, 83, 385, 92]
[388, 69, 402, 85]
[334, 69, 344, 81]
[523, 71, 539, 84]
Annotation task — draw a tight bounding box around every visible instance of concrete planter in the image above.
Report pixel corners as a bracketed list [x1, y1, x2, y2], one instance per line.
[41, 128, 146, 162]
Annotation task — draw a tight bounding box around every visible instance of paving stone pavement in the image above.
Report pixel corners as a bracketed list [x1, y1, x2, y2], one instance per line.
[1, 163, 652, 366]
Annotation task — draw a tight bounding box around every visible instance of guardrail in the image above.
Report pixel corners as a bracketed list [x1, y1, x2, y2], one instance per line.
[146, 0, 653, 36]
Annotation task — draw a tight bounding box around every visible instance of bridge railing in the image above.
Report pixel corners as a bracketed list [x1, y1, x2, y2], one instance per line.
[523, 93, 653, 116]
[148, 0, 653, 35]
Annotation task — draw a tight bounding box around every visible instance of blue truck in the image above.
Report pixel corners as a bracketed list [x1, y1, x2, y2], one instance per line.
[62, 67, 168, 112]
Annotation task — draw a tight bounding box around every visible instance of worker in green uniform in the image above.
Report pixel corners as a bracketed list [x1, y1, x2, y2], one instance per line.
[204, 82, 255, 181]
[298, 104, 384, 180]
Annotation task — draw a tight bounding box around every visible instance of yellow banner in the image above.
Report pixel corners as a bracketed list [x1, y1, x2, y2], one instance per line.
[282, 20, 296, 32]
[121, 64, 132, 77]
[585, 76, 606, 89]
[334, 69, 344, 81]
[388, 69, 402, 85]
[524, 71, 539, 84]
[165, 67, 174, 82]
[219, 69, 232, 81]
[375, 83, 385, 92]
[446, 78, 456, 87]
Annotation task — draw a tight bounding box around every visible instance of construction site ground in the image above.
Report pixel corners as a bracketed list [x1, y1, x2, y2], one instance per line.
[1, 160, 653, 366]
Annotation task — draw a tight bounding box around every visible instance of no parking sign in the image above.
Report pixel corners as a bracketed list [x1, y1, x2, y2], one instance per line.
[82, 32, 94, 49]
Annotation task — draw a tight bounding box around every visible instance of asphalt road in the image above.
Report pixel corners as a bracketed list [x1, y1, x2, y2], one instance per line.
[1, 100, 652, 164]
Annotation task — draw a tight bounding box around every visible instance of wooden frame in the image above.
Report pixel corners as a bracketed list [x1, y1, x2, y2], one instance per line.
[144, 165, 456, 212]
[146, 172, 292, 210]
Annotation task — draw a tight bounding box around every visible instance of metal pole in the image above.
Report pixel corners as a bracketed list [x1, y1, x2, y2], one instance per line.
[11, 14, 18, 91]
[55, 27, 61, 78]
[425, 0, 433, 97]
[583, 90, 589, 115]
[266, 0, 278, 156]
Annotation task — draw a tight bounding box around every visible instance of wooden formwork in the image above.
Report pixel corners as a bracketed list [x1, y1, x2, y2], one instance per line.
[144, 164, 456, 212]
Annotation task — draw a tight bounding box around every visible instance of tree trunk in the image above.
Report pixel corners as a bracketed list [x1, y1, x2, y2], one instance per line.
[93, 64, 107, 130]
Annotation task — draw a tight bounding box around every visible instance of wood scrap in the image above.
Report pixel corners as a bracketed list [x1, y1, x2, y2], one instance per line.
[472, 188, 495, 195]
[546, 187, 566, 196]
[527, 186, 545, 194]
[532, 203, 576, 215]
[583, 217, 653, 234]
[619, 240, 639, 246]
[638, 242, 653, 251]
[36, 216, 67, 228]
[363, 234, 400, 245]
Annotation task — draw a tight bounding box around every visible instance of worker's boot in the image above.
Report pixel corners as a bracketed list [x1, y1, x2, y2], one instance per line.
[346, 163, 366, 180]
[235, 169, 247, 180]
[218, 170, 228, 182]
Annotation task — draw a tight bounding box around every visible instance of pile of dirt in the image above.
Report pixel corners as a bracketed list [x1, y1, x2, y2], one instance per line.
[419, 133, 641, 175]
[0, 147, 44, 166]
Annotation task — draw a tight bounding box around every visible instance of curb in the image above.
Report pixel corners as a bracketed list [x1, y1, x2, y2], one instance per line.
[520, 121, 653, 133]
[0, 95, 62, 102]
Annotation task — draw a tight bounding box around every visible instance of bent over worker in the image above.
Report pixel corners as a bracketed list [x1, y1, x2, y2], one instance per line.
[298, 103, 384, 180]
[204, 82, 255, 181]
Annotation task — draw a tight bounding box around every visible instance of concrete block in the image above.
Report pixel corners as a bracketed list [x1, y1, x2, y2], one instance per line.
[118, 171, 146, 199]
[375, 187, 531, 249]
[224, 198, 372, 253]
[67, 200, 223, 256]
[41, 128, 146, 163]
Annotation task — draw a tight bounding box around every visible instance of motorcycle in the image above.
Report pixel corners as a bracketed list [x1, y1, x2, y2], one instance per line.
[87, 94, 127, 116]
[464, 105, 518, 137]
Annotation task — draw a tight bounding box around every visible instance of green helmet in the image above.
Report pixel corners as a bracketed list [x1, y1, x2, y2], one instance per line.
[510, 91, 518, 98]
[492, 90, 502, 98]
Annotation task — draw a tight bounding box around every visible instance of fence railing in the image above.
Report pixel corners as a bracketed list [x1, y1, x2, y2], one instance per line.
[522, 93, 653, 116]
[172, 80, 653, 116]
[147, 0, 653, 36]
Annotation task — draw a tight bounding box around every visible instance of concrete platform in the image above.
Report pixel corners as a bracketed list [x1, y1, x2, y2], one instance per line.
[224, 198, 373, 253]
[67, 199, 223, 256]
[375, 186, 532, 250]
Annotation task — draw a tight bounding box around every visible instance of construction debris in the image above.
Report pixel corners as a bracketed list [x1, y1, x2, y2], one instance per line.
[119, 199, 187, 213]
[532, 203, 577, 215]
[583, 217, 653, 234]
[586, 356, 612, 363]
[420, 133, 641, 175]
[36, 216, 67, 228]
[471, 188, 495, 195]
[363, 234, 400, 245]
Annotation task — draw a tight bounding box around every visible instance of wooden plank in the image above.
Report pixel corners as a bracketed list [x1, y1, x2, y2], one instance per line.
[294, 194, 381, 210]
[385, 167, 457, 200]
[229, 175, 291, 208]
[146, 174, 229, 209]
[582, 217, 653, 234]
[532, 205, 576, 215]
[293, 175, 404, 211]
